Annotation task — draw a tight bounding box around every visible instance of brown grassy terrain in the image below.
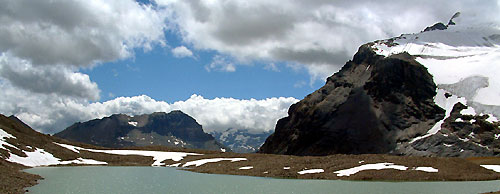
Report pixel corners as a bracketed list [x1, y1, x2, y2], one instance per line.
[3, 144, 500, 193]
[173, 153, 500, 181]
[0, 160, 41, 194]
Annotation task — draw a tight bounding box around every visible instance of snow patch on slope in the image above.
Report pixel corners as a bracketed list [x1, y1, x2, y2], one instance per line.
[414, 167, 439, 173]
[481, 165, 500, 173]
[373, 21, 500, 142]
[0, 128, 18, 150]
[334, 163, 408, 177]
[128, 121, 138, 127]
[372, 23, 500, 108]
[182, 158, 247, 167]
[298, 169, 324, 175]
[54, 142, 202, 166]
[410, 90, 468, 143]
[6, 148, 61, 167]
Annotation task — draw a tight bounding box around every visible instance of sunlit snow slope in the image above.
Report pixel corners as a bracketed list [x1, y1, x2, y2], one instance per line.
[371, 18, 500, 144]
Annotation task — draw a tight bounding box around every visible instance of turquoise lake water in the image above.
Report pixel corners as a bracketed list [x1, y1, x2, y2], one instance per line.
[25, 166, 500, 194]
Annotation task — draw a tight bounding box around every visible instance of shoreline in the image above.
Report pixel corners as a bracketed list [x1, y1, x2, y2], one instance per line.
[3, 145, 499, 193]
[14, 152, 500, 193]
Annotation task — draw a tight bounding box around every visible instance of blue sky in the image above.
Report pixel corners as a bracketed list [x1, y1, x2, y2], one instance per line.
[84, 44, 322, 103]
[0, 0, 496, 134]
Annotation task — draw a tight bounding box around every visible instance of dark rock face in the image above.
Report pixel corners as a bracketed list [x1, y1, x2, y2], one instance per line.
[55, 111, 225, 151]
[259, 45, 445, 156]
[423, 22, 448, 32]
[405, 102, 500, 157]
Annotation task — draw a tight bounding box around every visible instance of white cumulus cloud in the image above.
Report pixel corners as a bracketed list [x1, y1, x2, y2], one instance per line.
[205, 55, 236, 72]
[0, 86, 298, 134]
[0, 0, 169, 101]
[171, 46, 194, 58]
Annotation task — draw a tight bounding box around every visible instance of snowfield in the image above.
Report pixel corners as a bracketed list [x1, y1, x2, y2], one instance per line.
[7, 148, 62, 167]
[372, 21, 500, 142]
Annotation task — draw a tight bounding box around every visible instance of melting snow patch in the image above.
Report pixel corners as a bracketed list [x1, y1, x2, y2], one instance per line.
[0, 128, 18, 150]
[0, 128, 15, 139]
[128, 121, 138, 127]
[298, 169, 324, 175]
[414, 167, 438, 173]
[486, 115, 499, 123]
[220, 148, 226, 152]
[54, 142, 202, 166]
[334, 163, 408, 177]
[460, 107, 477, 115]
[481, 165, 500, 173]
[182, 158, 247, 167]
[359, 160, 365, 164]
[495, 134, 500, 140]
[239, 166, 253, 170]
[283, 167, 290, 170]
[458, 137, 470, 142]
[443, 143, 453, 147]
[7, 148, 61, 167]
[410, 90, 467, 143]
[54, 142, 81, 153]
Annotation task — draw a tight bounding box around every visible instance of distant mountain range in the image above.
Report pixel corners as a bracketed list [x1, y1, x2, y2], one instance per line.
[210, 129, 272, 153]
[54, 111, 226, 151]
[260, 13, 500, 157]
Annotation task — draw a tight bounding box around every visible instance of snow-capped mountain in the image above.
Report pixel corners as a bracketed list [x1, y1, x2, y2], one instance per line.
[211, 129, 272, 153]
[260, 13, 500, 157]
[370, 13, 500, 156]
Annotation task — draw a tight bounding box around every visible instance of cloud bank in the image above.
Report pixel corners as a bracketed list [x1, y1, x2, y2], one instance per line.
[159, 0, 500, 80]
[0, 84, 298, 134]
[0, 0, 168, 101]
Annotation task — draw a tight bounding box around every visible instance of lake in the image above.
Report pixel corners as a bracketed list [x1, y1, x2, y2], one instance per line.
[25, 166, 500, 194]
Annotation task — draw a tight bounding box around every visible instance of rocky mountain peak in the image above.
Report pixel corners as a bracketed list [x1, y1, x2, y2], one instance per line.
[259, 43, 444, 156]
[261, 14, 500, 157]
[423, 12, 462, 32]
[54, 111, 226, 151]
[448, 12, 461, 26]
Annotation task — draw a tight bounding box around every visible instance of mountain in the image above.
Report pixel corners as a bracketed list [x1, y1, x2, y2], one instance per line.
[210, 129, 272, 153]
[260, 14, 500, 157]
[55, 111, 226, 151]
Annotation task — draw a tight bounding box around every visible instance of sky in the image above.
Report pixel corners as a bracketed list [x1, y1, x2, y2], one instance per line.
[0, 0, 499, 134]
